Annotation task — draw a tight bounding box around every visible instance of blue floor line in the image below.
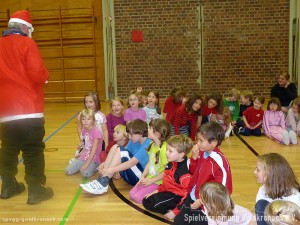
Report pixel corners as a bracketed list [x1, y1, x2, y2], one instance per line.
[43, 113, 79, 143]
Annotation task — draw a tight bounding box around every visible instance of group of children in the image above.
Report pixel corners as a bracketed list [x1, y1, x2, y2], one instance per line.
[204, 88, 300, 146]
[63, 89, 300, 224]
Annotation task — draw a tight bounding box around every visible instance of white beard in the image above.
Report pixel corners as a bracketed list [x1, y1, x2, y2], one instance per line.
[28, 29, 32, 38]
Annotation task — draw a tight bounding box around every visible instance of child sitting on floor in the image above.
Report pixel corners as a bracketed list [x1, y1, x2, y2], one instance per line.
[129, 119, 171, 204]
[80, 119, 152, 195]
[142, 135, 193, 217]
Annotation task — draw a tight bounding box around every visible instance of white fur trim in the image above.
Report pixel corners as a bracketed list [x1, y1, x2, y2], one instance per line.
[0, 113, 44, 122]
[9, 18, 34, 31]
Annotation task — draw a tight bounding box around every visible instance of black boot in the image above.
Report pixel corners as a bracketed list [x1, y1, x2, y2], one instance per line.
[0, 176, 25, 199]
[27, 184, 54, 205]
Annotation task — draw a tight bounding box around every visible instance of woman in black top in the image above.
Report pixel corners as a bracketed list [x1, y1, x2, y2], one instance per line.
[271, 72, 298, 113]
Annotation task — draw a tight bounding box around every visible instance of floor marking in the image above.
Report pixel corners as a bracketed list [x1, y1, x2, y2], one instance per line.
[109, 133, 261, 224]
[2, 114, 259, 224]
[59, 178, 88, 225]
[43, 113, 79, 143]
[109, 179, 173, 224]
[234, 132, 259, 157]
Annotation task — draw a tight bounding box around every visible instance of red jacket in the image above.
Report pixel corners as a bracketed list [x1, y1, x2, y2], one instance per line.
[173, 147, 232, 216]
[158, 157, 191, 213]
[0, 32, 48, 122]
[163, 96, 182, 124]
[173, 105, 197, 140]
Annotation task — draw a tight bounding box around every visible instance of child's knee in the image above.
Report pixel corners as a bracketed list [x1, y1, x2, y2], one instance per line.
[65, 169, 73, 176]
[129, 192, 143, 204]
[129, 190, 136, 200]
[135, 195, 144, 204]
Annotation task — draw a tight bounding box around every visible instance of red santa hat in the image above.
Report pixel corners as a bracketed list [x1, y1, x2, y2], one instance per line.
[9, 11, 34, 31]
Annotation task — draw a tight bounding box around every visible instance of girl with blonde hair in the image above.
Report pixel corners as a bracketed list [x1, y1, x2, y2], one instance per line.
[199, 182, 253, 225]
[265, 200, 300, 225]
[66, 109, 103, 177]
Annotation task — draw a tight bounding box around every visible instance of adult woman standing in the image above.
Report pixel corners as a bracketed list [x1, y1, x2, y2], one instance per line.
[271, 72, 298, 113]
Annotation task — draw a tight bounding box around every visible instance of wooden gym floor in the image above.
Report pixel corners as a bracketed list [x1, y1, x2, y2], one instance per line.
[0, 102, 299, 225]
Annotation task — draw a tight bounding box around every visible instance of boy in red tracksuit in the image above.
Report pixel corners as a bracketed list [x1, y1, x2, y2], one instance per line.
[172, 122, 233, 224]
[142, 135, 193, 216]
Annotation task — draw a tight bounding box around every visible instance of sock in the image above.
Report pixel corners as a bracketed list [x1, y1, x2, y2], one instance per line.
[96, 176, 110, 187]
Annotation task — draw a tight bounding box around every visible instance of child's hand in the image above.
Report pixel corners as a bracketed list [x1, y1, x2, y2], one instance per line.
[77, 144, 81, 150]
[191, 143, 200, 160]
[190, 199, 202, 210]
[99, 168, 111, 177]
[164, 210, 176, 220]
[281, 107, 288, 113]
[285, 81, 290, 88]
[98, 163, 104, 171]
[182, 97, 188, 104]
[144, 190, 158, 199]
[136, 87, 143, 93]
[75, 143, 84, 157]
[77, 141, 84, 150]
[137, 176, 145, 185]
[140, 178, 153, 186]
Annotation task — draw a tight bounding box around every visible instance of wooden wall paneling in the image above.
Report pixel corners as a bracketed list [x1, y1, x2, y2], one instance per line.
[65, 80, 96, 92]
[30, 7, 98, 102]
[64, 68, 95, 80]
[63, 46, 94, 57]
[0, 10, 9, 30]
[39, 47, 62, 58]
[63, 58, 95, 68]
[47, 70, 64, 81]
[43, 81, 65, 92]
[0, 1, 106, 101]
[93, 0, 105, 101]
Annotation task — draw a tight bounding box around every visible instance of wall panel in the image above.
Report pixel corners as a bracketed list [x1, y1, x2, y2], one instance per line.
[0, 0, 105, 102]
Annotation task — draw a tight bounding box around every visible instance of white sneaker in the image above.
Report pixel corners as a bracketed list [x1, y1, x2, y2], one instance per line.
[238, 127, 245, 134]
[225, 123, 233, 138]
[289, 130, 298, 145]
[80, 180, 108, 194]
[282, 130, 290, 145]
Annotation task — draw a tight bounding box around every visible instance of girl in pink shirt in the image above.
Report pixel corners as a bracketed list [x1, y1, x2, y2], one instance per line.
[66, 109, 103, 177]
[286, 97, 300, 138]
[262, 97, 297, 145]
[124, 92, 147, 123]
[106, 97, 126, 142]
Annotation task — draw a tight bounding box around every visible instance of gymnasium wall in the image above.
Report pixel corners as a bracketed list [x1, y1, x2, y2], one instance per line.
[0, 0, 105, 102]
[113, 0, 290, 99]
